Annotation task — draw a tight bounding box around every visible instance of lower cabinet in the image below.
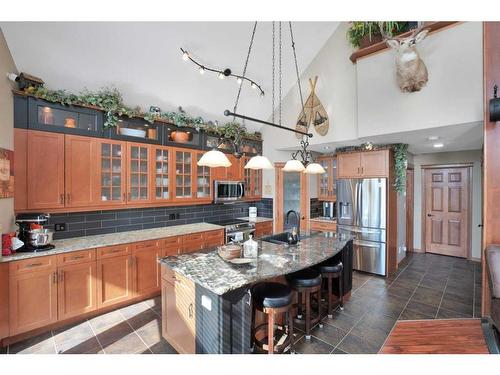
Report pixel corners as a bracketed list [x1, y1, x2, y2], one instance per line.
[96, 255, 134, 309]
[57, 262, 97, 321]
[9, 266, 58, 336]
[254, 221, 273, 238]
[162, 271, 196, 354]
[132, 240, 163, 297]
[182, 232, 205, 253]
[309, 220, 337, 232]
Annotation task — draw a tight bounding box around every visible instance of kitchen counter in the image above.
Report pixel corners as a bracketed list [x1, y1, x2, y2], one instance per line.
[237, 216, 273, 223]
[0, 222, 223, 263]
[159, 231, 351, 295]
[310, 217, 337, 223]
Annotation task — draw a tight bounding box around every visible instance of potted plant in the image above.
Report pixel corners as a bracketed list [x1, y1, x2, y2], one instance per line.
[347, 22, 411, 49]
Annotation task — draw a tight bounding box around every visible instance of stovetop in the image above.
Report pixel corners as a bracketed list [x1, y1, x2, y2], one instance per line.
[212, 218, 248, 226]
[207, 218, 255, 233]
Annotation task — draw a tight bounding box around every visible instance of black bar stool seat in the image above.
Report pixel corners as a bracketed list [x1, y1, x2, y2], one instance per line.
[251, 282, 295, 354]
[286, 268, 323, 339]
[317, 260, 344, 318]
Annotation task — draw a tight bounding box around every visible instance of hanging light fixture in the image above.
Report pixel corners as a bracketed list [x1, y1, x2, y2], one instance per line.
[244, 155, 274, 170]
[197, 148, 232, 167]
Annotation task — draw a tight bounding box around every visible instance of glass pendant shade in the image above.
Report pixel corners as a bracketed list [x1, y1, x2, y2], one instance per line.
[244, 155, 274, 170]
[197, 149, 232, 167]
[283, 159, 305, 172]
[304, 162, 326, 174]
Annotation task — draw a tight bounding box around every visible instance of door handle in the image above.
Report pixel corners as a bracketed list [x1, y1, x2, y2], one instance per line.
[427, 213, 433, 217]
[60, 194, 64, 204]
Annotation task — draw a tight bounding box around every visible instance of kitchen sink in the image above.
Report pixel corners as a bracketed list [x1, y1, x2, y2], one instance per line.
[260, 232, 300, 245]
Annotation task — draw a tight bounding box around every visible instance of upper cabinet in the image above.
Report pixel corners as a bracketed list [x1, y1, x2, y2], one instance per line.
[173, 148, 194, 201]
[337, 150, 389, 179]
[98, 139, 127, 206]
[127, 143, 151, 203]
[242, 156, 262, 201]
[317, 156, 337, 201]
[151, 146, 172, 203]
[211, 155, 242, 182]
[195, 151, 212, 201]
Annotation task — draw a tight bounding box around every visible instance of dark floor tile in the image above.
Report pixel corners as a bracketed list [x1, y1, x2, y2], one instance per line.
[419, 277, 447, 291]
[339, 299, 371, 319]
[149, 340, 177, 354]
[96, 321, 134, 348]
[350, 313, 396, 346]
[135, 319, 163, 348]
[8, 331, 56, 354]
[443, 290, 473, 306]
[399, 308, 434, 320]
[436, 307, 471, 319]
[53, 321, 95, 353]
[331, 348, 348, 354]
[293, 335, 334, 354]
[89, 309, 124, 333]
[323, 310, 359, 332]
[310, 323, 348, 347]
[440, 297, 473, 316]
[411, 286, 444, 306]
[1, 345, 7, 354]
[337, 332, 381, 354]
[388, 283, 416, 299]
[59, 337, 102, 354]
[119, 302, 151, 320]
[102, 331, 148, 354]
[144, 297, 162, 313]
[373, 294, 409, 318]
[124, 309, 159, 331]
[405, 300, 439, 318]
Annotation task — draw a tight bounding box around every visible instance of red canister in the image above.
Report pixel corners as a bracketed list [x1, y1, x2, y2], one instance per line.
[2, 233, 13, 256]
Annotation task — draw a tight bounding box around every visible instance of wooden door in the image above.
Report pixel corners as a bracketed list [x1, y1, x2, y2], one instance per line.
[132, 240, 162, 297]
[195, 151, 212, 201]
[96, 255, 134, 308]
[9, 268, 58, 335]
[58, 262, 97, 320]
[337, 152, 361, 179]
[173, 148, 194, 201]
[96, 139, 127, 206]
[424, 167, 470, 258]
[151, 146, 172, 203]
[360, 150, 389, 177]
[0, 263, 9, 339]
[162, 275, 196, 354]
[65, 135, 98, 208]
[14, 128, 28, 211]
[127, 143, 151, 203]
[27, 130, 65, 209]
[406, 169, 414, 252]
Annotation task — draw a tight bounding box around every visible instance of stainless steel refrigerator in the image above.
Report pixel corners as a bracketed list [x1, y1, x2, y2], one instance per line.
[337, 178, 387, 275]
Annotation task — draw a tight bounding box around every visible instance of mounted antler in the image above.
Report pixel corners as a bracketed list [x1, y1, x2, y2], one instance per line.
[383, 23, 430, 92]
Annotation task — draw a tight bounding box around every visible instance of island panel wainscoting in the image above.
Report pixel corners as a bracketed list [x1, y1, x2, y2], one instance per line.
[159, 232, 353, 354]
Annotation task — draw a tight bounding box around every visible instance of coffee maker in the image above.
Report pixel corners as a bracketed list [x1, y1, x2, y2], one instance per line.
[15, 213, 54, 252]
[322, 201, 336, 220]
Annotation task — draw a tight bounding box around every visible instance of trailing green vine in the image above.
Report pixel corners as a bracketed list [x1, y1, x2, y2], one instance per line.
[336, 143, 408, 193]
[22, 85, 261, 140]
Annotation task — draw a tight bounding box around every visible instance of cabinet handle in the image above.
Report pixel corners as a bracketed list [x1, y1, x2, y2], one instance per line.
[26, 262, 43, 268]
[67, 194, 71, 204]
[361, 167, 364, 174]
[128, 192, 131, 201]
[70, 255, 85, 260]
[60, 194, 64, 204]
[52, 272, 57, 284]
[123, 193, 126, 201]
[188, 303, 194, 318]
[59, 270, 65, 282]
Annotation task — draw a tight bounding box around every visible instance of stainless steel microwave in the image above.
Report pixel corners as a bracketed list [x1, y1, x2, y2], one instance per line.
[214, 181, 245, 203]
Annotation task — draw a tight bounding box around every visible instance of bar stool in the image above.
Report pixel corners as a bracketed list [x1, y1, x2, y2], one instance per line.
[251, 282, 295, 354]
[317, 261, 344, 318]
[287, 268, 322, 340]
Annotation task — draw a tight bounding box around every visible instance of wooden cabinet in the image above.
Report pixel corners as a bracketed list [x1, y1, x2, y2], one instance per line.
[27, 130, 65, 209]
[182, 232, 204, 253]
[132, 240, 162, 297]
[96, 253, 134, 309]
[14, 129, 28, 211]
[0, 263, 9, 339]
[151, 146, 172, 203]
[164, 236, 182, 256]
[127, 143, 152, 203]
[337, 150, 389, 179]
[173, 148, 195, 201]
[242, 156, 262, 200]
[9, 256, 58, 336]
[310, 219, 337, 232]
[202, 229, 224, 248]
[57, 262, 97, 320]
[97, 139, 127, 206]
[162, 272, 196, 354]
[195, 151, 212, 201]
[317, 156, 337, 201]
[212, 154, 242, 182]
[254, 221, 273, 238]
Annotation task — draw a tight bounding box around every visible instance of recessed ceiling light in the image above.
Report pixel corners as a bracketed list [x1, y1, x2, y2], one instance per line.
[428, 136, 439, 141]
[323, 146, 330, 150]
[433, 143, 444, 148]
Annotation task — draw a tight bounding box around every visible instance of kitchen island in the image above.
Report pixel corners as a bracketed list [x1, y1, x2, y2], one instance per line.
[159, 231, 353, 354]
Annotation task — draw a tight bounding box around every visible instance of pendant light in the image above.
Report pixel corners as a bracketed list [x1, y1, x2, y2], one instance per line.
[244, 155, 274, 170]
[197, 148, 232, 168]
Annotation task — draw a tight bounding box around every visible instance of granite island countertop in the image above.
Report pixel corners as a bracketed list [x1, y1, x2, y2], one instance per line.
[159, 231, 351, 295]
[0, 222, 224, 263]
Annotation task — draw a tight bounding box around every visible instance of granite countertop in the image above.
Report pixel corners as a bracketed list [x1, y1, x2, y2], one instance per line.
[237, 217, 273, 223]
[0, 222, 224, 263]
[159, 231, 351, 295]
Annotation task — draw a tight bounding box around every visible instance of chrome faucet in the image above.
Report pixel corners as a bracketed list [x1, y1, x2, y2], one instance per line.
[285, 210, 301, 241]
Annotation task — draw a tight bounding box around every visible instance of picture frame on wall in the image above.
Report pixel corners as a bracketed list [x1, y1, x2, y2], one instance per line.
[0, 147, 14, 199]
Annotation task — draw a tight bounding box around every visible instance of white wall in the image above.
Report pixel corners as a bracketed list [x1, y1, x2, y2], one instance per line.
[0, 28, 17, 233]
[412, 150, 482, 259]
[357, 22, 483, 138]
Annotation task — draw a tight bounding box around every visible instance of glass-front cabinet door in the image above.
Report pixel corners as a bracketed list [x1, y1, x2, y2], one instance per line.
[252, 168, 262, 198]
[317, 157, 336, 201]
[174, 149, 193, 200]
[330, 157, 337, 198]
[196, 152, 211, 200]
[127, 143, 151, 202]
[98, 140, 126, 205]
[152, 146, 171, 202]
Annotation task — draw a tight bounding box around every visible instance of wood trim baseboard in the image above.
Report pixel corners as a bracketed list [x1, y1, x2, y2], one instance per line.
[410, 248, 425, 254]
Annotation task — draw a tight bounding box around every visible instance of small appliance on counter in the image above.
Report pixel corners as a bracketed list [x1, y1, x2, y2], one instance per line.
[322, 201, 336, 219]
[248, 207, 257, 220]
[15, 213, 55, 252]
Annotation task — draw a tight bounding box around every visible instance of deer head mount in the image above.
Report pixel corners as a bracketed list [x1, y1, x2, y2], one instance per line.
[384, 26, 429, 93]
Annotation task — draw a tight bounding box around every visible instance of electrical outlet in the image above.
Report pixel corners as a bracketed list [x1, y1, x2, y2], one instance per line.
[54, 223, 66, 232]
[169, 213, 176, 220]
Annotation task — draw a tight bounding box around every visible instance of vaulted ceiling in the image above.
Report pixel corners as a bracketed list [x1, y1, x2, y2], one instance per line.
[1, 21, 339, 132]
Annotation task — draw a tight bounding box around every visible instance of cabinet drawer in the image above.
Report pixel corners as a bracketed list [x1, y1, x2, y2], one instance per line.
[202, 230, 224, 248]
[310, 220, 337, 232]
[57, 249, 96, 266]
[182, 233, 204, 253]
[164, 236, 182, 256]
[203, 230, 224, 240]
[97, 244, 130, 259]
[132, 239, 160, 252]
[9, 255, 57, 275]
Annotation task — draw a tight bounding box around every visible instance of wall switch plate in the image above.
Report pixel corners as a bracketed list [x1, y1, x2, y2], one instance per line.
[54, 223, 66, 231]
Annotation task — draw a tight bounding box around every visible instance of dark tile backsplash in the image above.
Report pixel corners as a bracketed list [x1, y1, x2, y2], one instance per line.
[310, 198, 322, 218]
[47, 198, 273, 240]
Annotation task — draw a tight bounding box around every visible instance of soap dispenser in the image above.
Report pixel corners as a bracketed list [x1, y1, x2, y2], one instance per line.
[243, 235, 258, 258]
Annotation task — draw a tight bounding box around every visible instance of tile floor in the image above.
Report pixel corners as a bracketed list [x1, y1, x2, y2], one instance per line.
[1, 252, 481, 354]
